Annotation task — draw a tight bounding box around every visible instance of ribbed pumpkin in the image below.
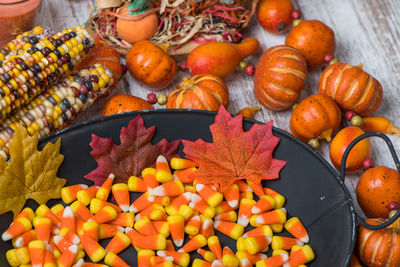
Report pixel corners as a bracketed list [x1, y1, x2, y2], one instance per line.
[318, 62, 383, 116]
[254, 45, 307, 111]
[166, 75, 229, 111]
[358, 218, 400, 267]
[126, 40, 177, 89]
[289, 94, 341, 142]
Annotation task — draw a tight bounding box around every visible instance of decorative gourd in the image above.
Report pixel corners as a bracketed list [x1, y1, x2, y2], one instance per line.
[187, 38, 260, 78]
[254, 45, 307, 110]
[116, 1, 159, 44]
[358, 218, 400, 267]
[126, 40, 177, 89]
[166, 75, 229, 111]
[285, 20, 335, 68]
[257, 0, 294, 33]
[289, 94, 341, 142]
[356, 166, 400, 218]
[319, 62, 383, 116]
[102, 94, 154, 116]
[329, 126, 371, 172]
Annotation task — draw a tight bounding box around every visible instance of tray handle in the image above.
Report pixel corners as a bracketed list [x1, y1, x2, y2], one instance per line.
[340, 131, 400, 230]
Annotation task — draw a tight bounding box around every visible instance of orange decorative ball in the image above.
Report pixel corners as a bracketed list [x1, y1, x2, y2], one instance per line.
[102, 94, 154, 116]
[285, 20, 335, 68]
[116, 4, 158, 44]
[329, 126, 371, 172]
[319, 62, 383, 116]
[166, 75, 229, 111]
[356, 166, 400, 218]
[289, 94, 341, 142]
[254, 45, 307, 111]
[257, 0, 294, 33]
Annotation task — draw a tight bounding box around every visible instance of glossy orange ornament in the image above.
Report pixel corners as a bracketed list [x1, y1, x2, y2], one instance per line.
[126, 40, 177, 89]
[257, 0, 294, 33]
[289, 94, 341, 142]
[356, 166, 400, 218]
[254, 45, 307, 110]
[166, 75, 229, 111]
[285, 20, 335, 68]
[319, 62, 383, 116]
[358, 218, 400, 267]
[102, 94, 154, 116]
[329, 126, 371, 172]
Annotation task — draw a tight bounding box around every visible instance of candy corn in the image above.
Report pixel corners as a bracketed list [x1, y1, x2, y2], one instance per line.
[98, 223, 124, 239]
[170, 157, 197, 169]
[215, 201, 236, 215]
[245, 235, 272, 254]
[272, 249, 289, 256]
[157, 251, 190, 267]
[271, 236, 304, 250]
[51, 204, 65, 221]
[96, 174, 114, 200]
[153, 220, 170, 237]
[165, 192, 191, 215]
[252, 195, 276, 214]
[255, 254, 289, 267]
[167, 214, 185, 247]
[35, 205, 62, 228]
[82, 221, 99, 241]
[264, 188, 286, 209]
[270, 223, 284, 233]
[33, 217, 52, 242]
[71, 200, 93, 221]
[237, 198, 256, 227]
[2, 217, 32, 241]
[104, 252, 130, 267]
[29, 240, 46, 267]
[44, 245, 57, 267]
[60, 207, 75, 233]
[59, 227, 80, 244]
[222, 246, 239, 267]
[196, 184, 223, 207]
[189, 193, 215, 218]
[126, 227, 166, 250]
[134, 216, 158, 236]
[90, 198, 122, 214]
[13, 229, 36, 247]
[246, 180, 265, 197]
[214, 210, 237, 222]
[178, 234, 207, 252]
[173, 167, 197, 183]
[201, 216, 214, 238]
[197, 248, 216, 262]
[243, 225, 273, 238]
[148, 195, 171, 206]
[156, 155, 173, 183]
[224, 184, 240, 208]
[138, 250, 155, 267]
[287, 245, 315, 266]
[241, 258, 252, 267]
[152, 180, 184, 197]
[77, 186, 99, 206]
[57, 244, 78, 267]
[235, 251, 267, 265]
[16, 207, 35, 221]
[236, 237, 246, 251]
[92, 206, 118, 224]
[53, 235, 73, 253]
[178, 204, 194, 220]
[211, 259, 224, 267]
[256, 208, 287, 225]
[193, 259, 212, 267]
[142, 168, 159, 191]
[128, 176, 147, 192]
[112, 183, 130, 212]
[185, 215, 201, 236]
[80, 234, 106, 262]
[6, 247, 30, 266]
[129, 192, 152, 213]
[214, 221, 244, 240]
[105, 231, 131, 254]
[207, 236, 222, 260]
[284, 217, 310, 243]
[61, 184, 88, 204]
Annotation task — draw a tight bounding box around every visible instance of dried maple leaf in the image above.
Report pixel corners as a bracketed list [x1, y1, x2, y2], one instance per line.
[0, 127, 66, 218]
[183, 106, 287, 192]
[85, 115, 180, 185]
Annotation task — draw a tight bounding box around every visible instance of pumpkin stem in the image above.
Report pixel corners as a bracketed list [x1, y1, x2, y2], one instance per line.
[127, 0, 151, 15]
[158, 43, 170, 53]
[357, 63, 364, 69]
[180, 77, 196, 89]
[320, 129, 333, 142]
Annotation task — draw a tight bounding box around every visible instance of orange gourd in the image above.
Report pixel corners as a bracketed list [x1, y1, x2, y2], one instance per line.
[166, 75, 229, 111]
[102, 94, 154, 116]
[329, 126, 371, 172]
[358, 218, 400, 267]
[126, 40, 177, 89]
[116, 4, 159, 44]
[257, 0, 294, 33]
[319, 62, 383, 116]
[356, 166, 400, 218]
[289, 94, 341, 142]
[285, 20, 335, 68]
[254, 45, 307, 110]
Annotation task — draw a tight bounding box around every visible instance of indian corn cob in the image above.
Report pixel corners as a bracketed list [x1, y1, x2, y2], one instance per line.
[0, 25, 94, 122]
[0, 64, 114, 160]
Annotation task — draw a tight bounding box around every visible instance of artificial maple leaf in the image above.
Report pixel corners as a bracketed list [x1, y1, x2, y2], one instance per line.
[0, 127, 66, 218]
[182, 105, 287, 192]
[85, 115, 180, 185]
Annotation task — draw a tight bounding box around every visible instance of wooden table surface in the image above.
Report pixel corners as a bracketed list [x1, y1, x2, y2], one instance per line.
[39, 0, 400, 215]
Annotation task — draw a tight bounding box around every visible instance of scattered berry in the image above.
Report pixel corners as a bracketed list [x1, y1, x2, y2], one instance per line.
[245, 64, 255, 76]
[120, 64, 128, 75]
[308, 139, 320, 150]
[239, 61, 248, 71]
[350, 115, 363, 126]
[291, 10, 302, 19]
[147, 93, 157, 105]
[157, 93, 167, 105]
[362, 158, 374, 170]
[179, 61, 188, 72]
[345, 111, 356, 121]
[324, 54, 334, 64]
[388, 201, 400, 212]
[293, 19, 302, 27]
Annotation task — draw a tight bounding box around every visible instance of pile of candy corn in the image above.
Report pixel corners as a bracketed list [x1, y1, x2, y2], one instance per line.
[3, 155, 315, 267]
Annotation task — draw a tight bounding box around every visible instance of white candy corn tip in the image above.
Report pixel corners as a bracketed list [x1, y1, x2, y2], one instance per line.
[157, 250, 166, 257]
[157, 155, 168, 163]
[211, 260, 223, 267]
[192, 215, 200, 221]
[165, 256, 174, 262]
[81, 184, 89, 189]
[124, 227, 133, 234]
[252, 206, 261, 214]
[177, 248, 183, 252]
[120, 205, 129, 213]
[32, 264, 42, 267]
[108, 173, 115, 180]
[241, 258, 251, 267]
[148, 196, 155, 202]
[237, 216, 249, 227]
[183, 192, 192, 200]
[53, 235, 62, 244]
[190, 193, 202, 203]
[297, 240, 305, 246]
[283, 264, 290, 267]
[281, 207, 287, 214]
[260, 253, 268, 259]
[71, 234, 80, 244]
[189, 202, 195, 209]
[2, 231, 12, 241]
[63, 206, 74, 217]
[151, 186, 166, 197]
[255, 216, 264, 224]
[300, 235, 310, 243]
[174, 239, 184, 247]
[72, 258, 84, 267]
[52, 227, 60, 235]
[213, 220, 220, 228]
[228, 200, 238, 208]
[14, 237, 25, 247]
[69, 244, 78, 253]
[195, 184, 204, 192]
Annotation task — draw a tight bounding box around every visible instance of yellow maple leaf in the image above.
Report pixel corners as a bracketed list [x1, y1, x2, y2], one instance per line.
[0, 126, 66, 218]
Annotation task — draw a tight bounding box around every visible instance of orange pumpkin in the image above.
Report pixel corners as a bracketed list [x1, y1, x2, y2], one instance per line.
[102, 94, 154, 116]
[319, 62, 383, 116]
[116, 4, 159, 44]
[329, 126, 371, 172]
[356, 166, 400, 218]
[254, 45, 307, 111]
[166, 75, 229, 111]
[358, 218, 400, 267]
[289, 94, 341, 142]
[126, 40, 177, 89]
[285, 20, 335, 68]
[257, 0, 294, 33]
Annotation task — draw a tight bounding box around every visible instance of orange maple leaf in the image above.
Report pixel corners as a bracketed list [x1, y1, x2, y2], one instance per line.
[182, 106, 287, 192]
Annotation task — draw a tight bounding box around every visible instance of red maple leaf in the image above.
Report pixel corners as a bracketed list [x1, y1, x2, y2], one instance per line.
[85, 115, 180, 185]
[182, 106, 287, 192]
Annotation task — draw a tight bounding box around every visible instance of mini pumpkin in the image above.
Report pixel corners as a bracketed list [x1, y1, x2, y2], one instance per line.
[102, 94, 154, 116]
[319, 62, 383, 116]
[358, 218, 400, 267]
[257, 0, 294, 33]
[166, 75, 229, 111]
[254, 45, 307, 111]
[126, 40, 177, 89]
[289, 94, 341, 142]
